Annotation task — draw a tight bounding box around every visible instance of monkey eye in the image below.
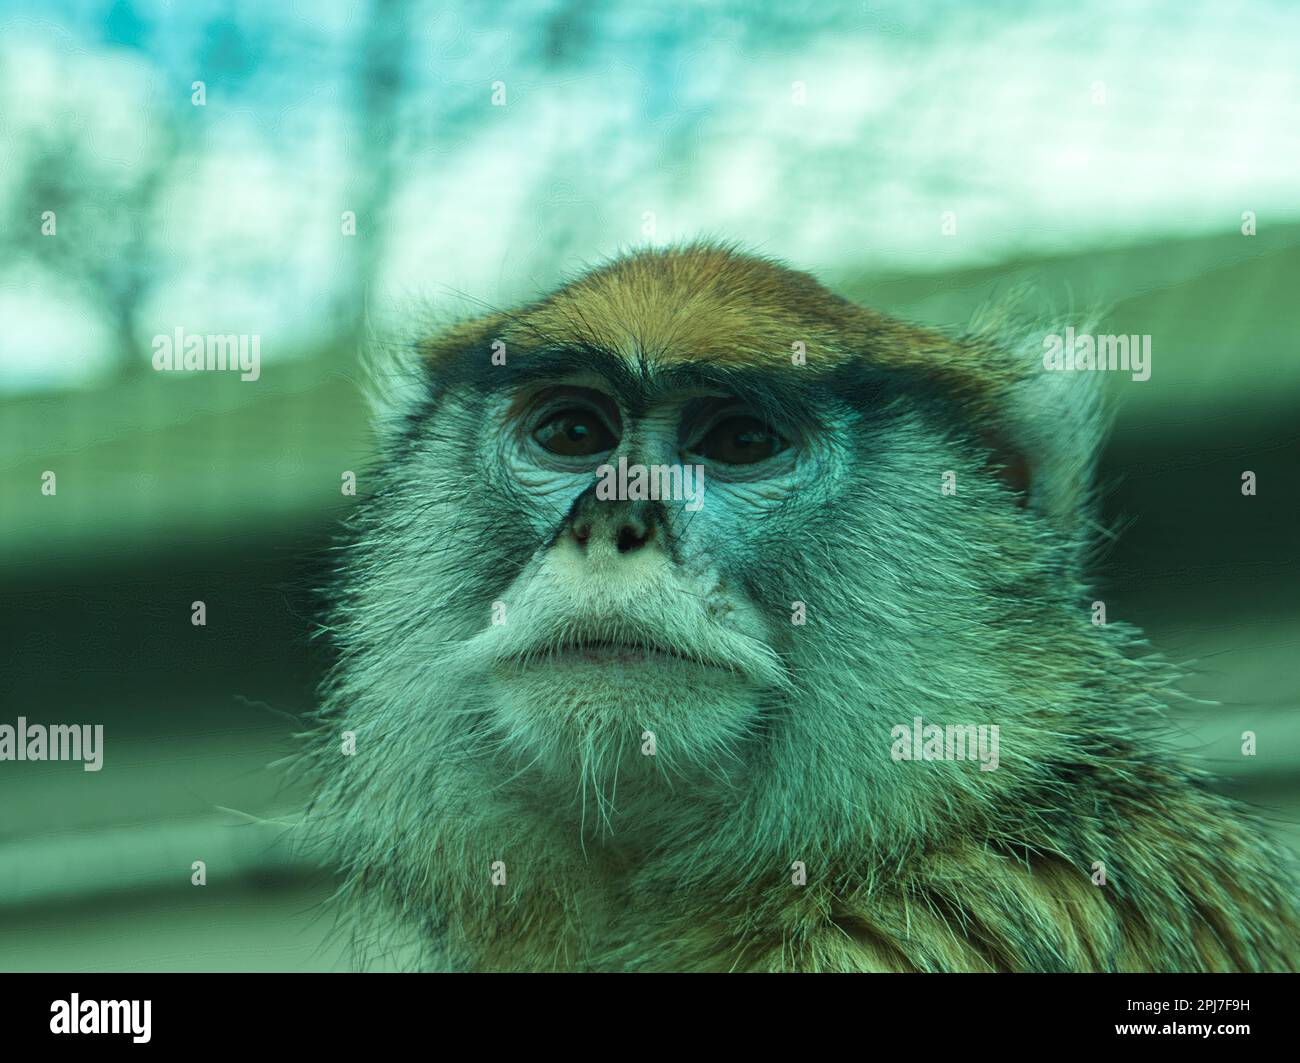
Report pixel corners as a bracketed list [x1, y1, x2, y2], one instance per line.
[694, 415, 788, 466]
[532, 408, 617, 457]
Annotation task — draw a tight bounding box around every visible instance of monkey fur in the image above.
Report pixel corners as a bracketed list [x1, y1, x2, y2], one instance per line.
[300, 243, 1299, 972]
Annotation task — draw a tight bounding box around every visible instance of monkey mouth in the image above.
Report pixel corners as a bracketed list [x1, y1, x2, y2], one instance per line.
[503, 637, 732, 672]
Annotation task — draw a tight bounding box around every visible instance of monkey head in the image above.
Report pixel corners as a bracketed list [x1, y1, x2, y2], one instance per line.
[321, 243, 1103, 854]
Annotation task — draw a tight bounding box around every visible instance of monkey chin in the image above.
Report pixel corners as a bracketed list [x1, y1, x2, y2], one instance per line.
[487, 650, 764, 807]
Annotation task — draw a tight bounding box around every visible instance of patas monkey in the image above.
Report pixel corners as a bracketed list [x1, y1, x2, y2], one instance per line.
[302, 243, 1299, 972]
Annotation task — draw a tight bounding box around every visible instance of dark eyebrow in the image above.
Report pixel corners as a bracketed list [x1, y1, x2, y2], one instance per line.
[427, 338, 637, 403]
[449, 341, 841, 432]
[653, 361, 834, 433]
[425, 332, 920, 437]
[501, 342, 645, 396]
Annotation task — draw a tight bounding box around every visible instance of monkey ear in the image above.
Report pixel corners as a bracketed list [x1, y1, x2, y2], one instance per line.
[362, 355, 430, 443]
[965, 295, 1111, 525]
[356, 314, 434, 444]
[999, 337, 1111, 524]
[978, 426, 1033, 505]
[360, 312, 504, 445]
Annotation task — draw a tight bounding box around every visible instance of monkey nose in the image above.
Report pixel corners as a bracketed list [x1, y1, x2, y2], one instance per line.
[568, 498, 658, 556]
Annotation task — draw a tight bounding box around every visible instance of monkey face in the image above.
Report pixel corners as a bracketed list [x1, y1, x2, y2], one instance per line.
[459, 379, 808, 794]
[342, 244, 1095, 837]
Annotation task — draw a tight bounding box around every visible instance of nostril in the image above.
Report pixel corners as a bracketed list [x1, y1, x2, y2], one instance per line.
[616, 520, 650, 554]
[564, 497, 658, 555]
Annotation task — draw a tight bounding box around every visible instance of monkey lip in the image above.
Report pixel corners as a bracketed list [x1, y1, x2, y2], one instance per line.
[508, 639, 729, 671]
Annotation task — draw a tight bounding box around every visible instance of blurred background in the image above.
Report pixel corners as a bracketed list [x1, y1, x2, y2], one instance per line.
[1, 0, 1297, 970]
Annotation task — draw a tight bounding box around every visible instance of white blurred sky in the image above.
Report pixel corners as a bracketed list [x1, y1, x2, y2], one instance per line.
[1, 0, 1298, 390]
